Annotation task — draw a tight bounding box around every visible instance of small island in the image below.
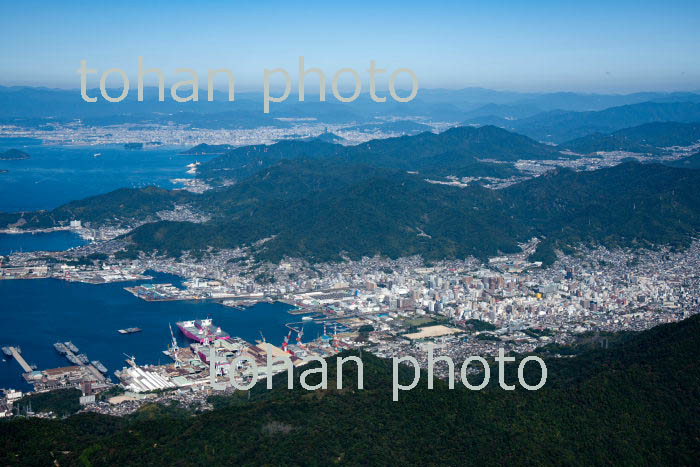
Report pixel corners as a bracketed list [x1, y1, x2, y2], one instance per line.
[0, 148, 31, 160]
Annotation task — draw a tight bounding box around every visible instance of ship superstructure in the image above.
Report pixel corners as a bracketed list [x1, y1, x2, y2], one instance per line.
[91, 360, 108, 373]
[176, 319, 230, 343]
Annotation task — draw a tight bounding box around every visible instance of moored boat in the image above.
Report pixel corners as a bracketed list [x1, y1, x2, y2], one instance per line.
[91, 360, 108, 373]
[176, 319, 230, 343]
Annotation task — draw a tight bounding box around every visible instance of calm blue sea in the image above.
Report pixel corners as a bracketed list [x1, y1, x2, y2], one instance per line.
[0, 142, 321, 391]
[0, 231, 88, 255]
[0, 272, 321, 390]
[0, 141, 215, 212]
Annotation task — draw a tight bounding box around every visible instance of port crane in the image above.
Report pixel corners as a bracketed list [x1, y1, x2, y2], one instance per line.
[332, 323, 340, 351]
[281, 329, 293, 353]
[296, 327, 305, 349]
[123, 353, 137, 367]
[168, 323, 181, 363]
[169, 323, 178, 351]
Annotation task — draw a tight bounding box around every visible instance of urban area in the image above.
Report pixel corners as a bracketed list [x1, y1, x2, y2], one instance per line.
[2, 225, 699, 417]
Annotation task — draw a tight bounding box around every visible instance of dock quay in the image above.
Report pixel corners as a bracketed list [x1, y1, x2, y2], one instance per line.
[8, 346, 33, 372]
[0, 226, 72, 235]
[125, 283, 278, 305]
[57, 343, 108, 382]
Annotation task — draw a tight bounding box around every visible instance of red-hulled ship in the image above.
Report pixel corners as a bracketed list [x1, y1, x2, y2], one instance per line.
[176, 319, 230, 343]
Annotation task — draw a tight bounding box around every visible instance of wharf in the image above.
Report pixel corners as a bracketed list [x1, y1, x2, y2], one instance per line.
[0, 226, 72, 235]
[63, 347, 107, 382]
[125, 284, 273, 304]
[8, 346, 32, 372]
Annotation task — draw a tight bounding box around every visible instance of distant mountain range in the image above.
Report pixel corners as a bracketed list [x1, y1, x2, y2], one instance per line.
[561, 122, 700, 154]
[2, 95, 700, 264]
[415, 88, 700, 112]
[2, 86, 699, 135]
[467, 102, 700, 143]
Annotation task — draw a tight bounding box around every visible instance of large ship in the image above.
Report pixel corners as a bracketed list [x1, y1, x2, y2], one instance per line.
[2, 346, 12, 357]
[176, 319, 230, 343]
[66, 354, 81, 365]
[91, 360, 108, 373]
[53, 342, 68, 354]
[64, 341, 79, 353]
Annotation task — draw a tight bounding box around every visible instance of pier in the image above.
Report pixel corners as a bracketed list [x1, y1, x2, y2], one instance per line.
[8, 346, 33, 372]
[62, 346, 107, 382]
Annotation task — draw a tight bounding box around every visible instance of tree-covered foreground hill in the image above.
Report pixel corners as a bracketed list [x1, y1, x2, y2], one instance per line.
[2, 314, 700, 466]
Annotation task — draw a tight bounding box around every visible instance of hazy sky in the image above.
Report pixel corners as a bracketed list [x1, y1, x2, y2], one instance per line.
[1, 0, 699, 92]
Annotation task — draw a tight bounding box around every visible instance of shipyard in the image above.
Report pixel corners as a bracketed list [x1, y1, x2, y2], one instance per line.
[1, 300, 357, 418]
[2, 230, 700, 418]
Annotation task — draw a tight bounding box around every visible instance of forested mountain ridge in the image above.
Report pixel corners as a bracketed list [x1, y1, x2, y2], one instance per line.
[126, 161, 700, 261]
[665, 152, 700, 169]
[561, 122, 700, 154]
[197, 125, 563, 180]
[2, 313, 700, 465]
[3, 160, 700, 263]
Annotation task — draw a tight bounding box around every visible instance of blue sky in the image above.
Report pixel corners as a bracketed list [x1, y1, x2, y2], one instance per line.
[1, 0, 698, 92]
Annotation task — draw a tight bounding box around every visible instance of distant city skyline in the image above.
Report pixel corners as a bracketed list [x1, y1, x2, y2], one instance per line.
[1, 0, 699, 93]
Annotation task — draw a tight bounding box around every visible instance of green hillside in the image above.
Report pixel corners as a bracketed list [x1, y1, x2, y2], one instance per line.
[197, 125, 562, 180]
[0, 186, 190, 230]
[345, 120, 434, 134]
[2, 314, 700, 465]
[561, 122, 700, 154]
[127, 161, 700, 261]
[4, 160, 700, 262]
[666, 152, 700, 169]
[196, 139, 339, 181]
